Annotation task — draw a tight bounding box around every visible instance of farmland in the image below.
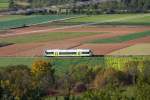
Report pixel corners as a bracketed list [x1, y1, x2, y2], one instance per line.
[0, 15, 76, 30]
[0, 0, 9, 10]
[89, 31, 150, 43]
[0, 26, 150, 57]
[0, 12, 150, 100]
[108, 43, 150, 56]
[65, 14, 150, 25]
[0, 32, 102, 44]
[0, 14, 150, 57]
[0, 15, 32, 21]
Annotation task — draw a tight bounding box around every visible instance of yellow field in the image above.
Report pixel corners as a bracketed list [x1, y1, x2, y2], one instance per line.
[108, 43, 150, 55]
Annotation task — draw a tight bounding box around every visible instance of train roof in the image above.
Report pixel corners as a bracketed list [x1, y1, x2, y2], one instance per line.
[45, 49, 91, 52]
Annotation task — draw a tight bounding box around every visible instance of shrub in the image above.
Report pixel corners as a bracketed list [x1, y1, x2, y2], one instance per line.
[124, 61, 141, 84]
[94, 67, 131, 89]
[134, 82, 150, 100]
[81, 84, 129, 100]
[73, 82, 87, 93]
[143, 60, 150, 84]
[69, 64, 100, 85]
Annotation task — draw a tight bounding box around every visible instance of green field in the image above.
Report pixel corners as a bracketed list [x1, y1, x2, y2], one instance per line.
[0, 3, 8, 9]
[0, 32, 103, 44]
[0, 42, 13, 47]
[89, 31, 150, 43]
[0, 15, 76, 30]
[0, 15, 33, 21]
[0, 0, 9, 10]
[65, 14, 150, 25]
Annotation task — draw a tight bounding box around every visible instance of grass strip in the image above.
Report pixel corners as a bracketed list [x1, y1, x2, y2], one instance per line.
[89, 31, 150, 43]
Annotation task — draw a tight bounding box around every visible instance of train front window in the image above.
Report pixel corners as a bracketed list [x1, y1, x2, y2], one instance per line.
[59, 52, 76, 55]
[82, 52, 90, 54]
[45, 51, 54, 54]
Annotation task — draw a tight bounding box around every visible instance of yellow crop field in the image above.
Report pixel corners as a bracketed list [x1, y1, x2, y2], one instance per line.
[108, 43, 150, 56]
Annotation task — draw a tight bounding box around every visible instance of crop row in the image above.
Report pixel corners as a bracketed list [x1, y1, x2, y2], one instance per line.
[0, 15, 74, 30]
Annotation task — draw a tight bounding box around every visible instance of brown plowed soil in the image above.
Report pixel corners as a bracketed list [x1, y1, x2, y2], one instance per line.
[1, 25, 150, 38]
[74, 43, 132, 55]
[0, 26, 150, 56]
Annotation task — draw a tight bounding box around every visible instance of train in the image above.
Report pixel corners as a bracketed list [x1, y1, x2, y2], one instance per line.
[44, 49, 93, 57]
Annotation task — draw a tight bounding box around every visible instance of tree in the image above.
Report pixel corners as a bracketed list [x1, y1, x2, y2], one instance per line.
[31, 60, 55, 97]
[0, 65, 32, 100]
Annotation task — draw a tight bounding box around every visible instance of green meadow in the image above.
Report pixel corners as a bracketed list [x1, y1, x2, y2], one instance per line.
[65, 14, 150, 25]
[0, 15, 76, 30]
[0, 32, 103, 44]
[0, 0, 9, 10]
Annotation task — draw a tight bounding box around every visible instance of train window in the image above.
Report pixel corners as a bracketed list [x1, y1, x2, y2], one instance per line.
[59, 52, 77, 55]
[45, 51, 54, 54]
[82, 52, 90, 54]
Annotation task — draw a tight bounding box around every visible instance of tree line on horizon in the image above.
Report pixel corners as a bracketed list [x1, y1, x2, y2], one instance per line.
[8, 0, 150, 14]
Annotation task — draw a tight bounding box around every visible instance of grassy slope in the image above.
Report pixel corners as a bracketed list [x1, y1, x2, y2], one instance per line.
[65, 14, 150, 25]
[0, 32, 103, 44]
[89, 31, 150, 43]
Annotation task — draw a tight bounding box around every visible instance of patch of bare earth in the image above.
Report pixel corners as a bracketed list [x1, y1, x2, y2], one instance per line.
[0, 25, 150, 38]
[74, 43, 132, 55]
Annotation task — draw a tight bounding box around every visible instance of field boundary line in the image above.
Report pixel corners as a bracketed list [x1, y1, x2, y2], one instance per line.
[28, 15, 87, 26]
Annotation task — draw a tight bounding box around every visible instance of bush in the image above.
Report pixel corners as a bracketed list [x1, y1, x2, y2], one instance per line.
[73, 82, 87, 93]
[134, 82, 150, 100]
[70, 64, 93, 83]
[81, 84, 129, 100]
[94, 67, 131, 89]
[143, 60, 150, 84]
[124, 61, 141, 84]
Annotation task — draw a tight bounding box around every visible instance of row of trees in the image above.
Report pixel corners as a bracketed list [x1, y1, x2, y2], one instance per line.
[8, 0, 150, 13]
[0, 59, 150, 100]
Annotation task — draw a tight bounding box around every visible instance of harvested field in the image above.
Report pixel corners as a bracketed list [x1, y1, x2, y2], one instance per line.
[74, 43, 131, 55]
[108, 43, 150, 55]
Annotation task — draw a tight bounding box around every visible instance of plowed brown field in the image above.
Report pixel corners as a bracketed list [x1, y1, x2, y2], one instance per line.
[0, 25, 150, 56]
